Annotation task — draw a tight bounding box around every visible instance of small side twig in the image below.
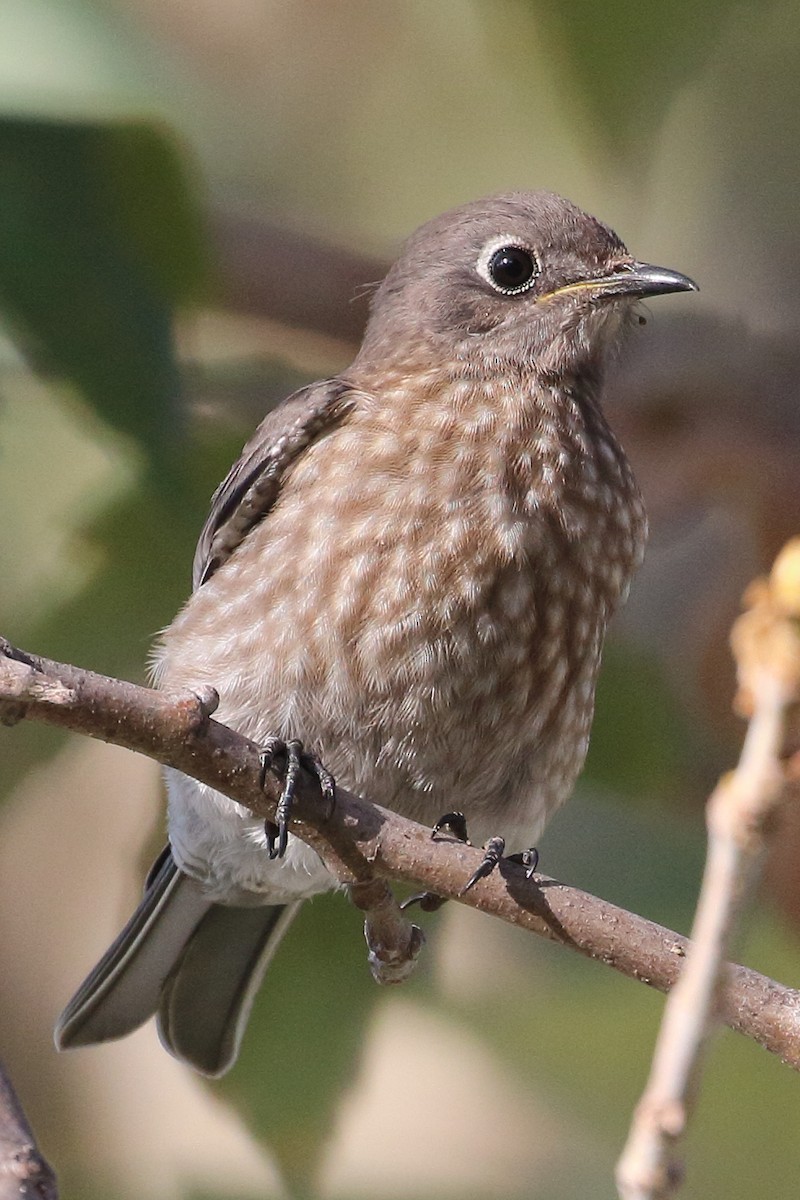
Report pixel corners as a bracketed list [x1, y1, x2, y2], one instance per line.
[350, 878, 426, 984]
[0, 1060, 58, 1200]
[616, 538, 800, 1200]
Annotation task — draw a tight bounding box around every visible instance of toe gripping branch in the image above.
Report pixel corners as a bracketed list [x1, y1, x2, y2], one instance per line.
[437, 810, 541, 895]
[462, 835, 507, 893]
[258, 736, 336, 858]
[402, 811, 540, 911]
[431, 811, 540, 894]
[462, 841, 539, 892]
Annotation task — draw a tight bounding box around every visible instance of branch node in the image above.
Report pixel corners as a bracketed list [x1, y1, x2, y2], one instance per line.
[350, 878, 425, 985]
[171, 686, 220, 735]
[0, 652, 75, 726]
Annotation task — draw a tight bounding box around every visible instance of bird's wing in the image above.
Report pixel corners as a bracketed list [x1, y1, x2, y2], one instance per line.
[192, 377, 355, 589]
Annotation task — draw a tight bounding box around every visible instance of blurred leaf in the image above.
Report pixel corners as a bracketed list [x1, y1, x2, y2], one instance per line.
[541, 789, 705, 931]
[533, 0, 739, 161]
[435, 791, 800, 1198]
[0, 413, 236, 802]
[220, 893, 380, 1194]
[24, 480, 202, 675]
[440, 901, 800, 1200]
[0, 116, 207, 474]
[0, 480, 197, 801]
[583, 639, 695, 801]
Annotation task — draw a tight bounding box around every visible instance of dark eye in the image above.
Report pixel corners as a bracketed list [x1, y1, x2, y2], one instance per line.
[486, 245, 538, 294]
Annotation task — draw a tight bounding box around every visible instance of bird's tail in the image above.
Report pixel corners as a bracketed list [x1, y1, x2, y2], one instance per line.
[55, 846, 300, 1077]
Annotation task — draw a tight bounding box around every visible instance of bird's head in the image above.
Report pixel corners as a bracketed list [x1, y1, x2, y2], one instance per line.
[357, 191, 697, 381]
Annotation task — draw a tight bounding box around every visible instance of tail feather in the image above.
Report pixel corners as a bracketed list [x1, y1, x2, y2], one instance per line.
[158, 901, 301, 1077]
[55, 848, 210, 1049]
[55, 846, 299, 1076]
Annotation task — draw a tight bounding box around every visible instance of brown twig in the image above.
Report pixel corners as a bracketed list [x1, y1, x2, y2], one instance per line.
[0, 1060, 58, 1200]
[2, 636, 800, 1068]
[616, 539, 800, 1199]
[350, 877, 426, 984]
[209, 209, 384, 345]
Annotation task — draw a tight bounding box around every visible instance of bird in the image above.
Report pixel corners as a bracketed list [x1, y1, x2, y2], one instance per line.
[55, 190, 697, 1076]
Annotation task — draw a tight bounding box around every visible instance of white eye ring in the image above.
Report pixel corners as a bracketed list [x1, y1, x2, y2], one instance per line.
[476, 236, 539, 295]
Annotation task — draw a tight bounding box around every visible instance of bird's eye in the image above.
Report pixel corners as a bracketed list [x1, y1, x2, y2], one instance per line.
[484, 245, 538, 295]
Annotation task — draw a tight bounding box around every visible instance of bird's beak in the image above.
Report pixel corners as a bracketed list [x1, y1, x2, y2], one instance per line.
[545, 261, 698, 302]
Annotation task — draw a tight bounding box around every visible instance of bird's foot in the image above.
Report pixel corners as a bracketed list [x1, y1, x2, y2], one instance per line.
[507, 846, 540, 879]
[462, 835, 506, 894]
[403, 812, 540, 906]
[462, 841, 539, 893]
[429, 811, 539, 895]
[462, 842, 540, 892]
[400, 812, 470, 911]
[400, 891, 449, 913]
[431, 811, 470, 843]
[258, 736, 336, 859]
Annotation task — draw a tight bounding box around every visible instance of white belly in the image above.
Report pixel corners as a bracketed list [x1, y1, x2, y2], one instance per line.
[165, 769, 335, 904]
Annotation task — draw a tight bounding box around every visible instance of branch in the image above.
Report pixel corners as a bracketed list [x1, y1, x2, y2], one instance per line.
[616, 539, 800, 1199]
[209, 209, 384, 345]
[2, 636, 800, 1069]
[0, 1060, 58, 1200]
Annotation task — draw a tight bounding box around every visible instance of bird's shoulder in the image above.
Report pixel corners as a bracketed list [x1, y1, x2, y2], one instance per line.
[192, 376, 356, 589]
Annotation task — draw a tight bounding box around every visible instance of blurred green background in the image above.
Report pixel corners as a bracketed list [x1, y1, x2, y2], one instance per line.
[1, 2, 800, 1197]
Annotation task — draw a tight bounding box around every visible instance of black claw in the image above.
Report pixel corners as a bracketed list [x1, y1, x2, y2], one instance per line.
[271, 738, 301, 860]
[301, 751, 336, 815]
[264, 819, 281, 858]
[506, 846, 540, 879]
[461, 835, 506, 894]
[258, 736, 336, 860]
[268, 824, 288, 861]
[258, 735, 282, 786]
[400, 891, 449, 913]
[431, 811, 470, 843]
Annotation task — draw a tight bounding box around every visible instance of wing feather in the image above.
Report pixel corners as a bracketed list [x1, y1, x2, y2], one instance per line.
[192, 377, 354, 589]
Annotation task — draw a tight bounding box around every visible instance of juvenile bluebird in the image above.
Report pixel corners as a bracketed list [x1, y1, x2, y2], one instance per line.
[56, 191, 696, 1075]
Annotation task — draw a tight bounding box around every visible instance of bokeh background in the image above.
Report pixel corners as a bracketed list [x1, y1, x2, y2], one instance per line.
[1, 2, 800, 1197]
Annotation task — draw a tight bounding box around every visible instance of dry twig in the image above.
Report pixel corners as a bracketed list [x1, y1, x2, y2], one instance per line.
[2, 635, 800, 1069]
[616, 538, 800, 1199]
[0, 1060, 58, 1200]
